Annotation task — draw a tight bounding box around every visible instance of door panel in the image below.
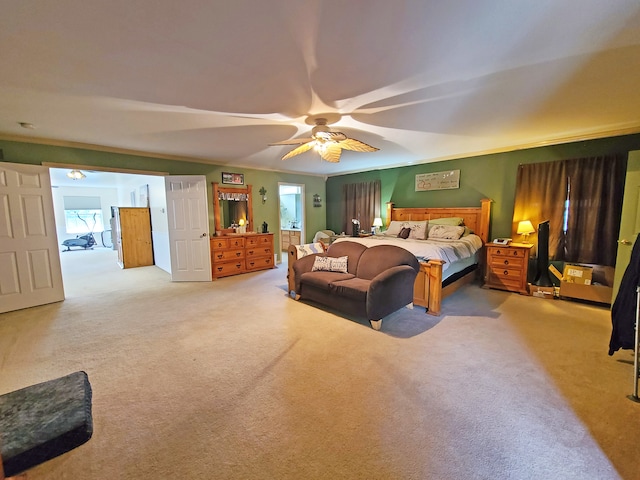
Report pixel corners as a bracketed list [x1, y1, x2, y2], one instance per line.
[165, 175, 211, 281]
[613, 150, 640, 301]
[0, 163, 64, 313]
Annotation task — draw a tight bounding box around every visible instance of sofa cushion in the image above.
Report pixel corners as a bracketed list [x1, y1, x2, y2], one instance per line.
[301, 271, 355, 291]
[330, 277, 371, 301]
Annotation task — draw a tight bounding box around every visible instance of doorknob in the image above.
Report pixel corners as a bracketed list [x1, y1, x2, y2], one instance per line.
[201, 233, 207, 238]
[618, 239, 632, 245]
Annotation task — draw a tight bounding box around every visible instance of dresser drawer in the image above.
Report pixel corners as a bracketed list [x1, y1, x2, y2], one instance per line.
[211, 238, 230, 249]
[212, 248, 244, 263]
[489, 255, 524, 269]
[488, 267, 525, 288]
[246, 256, 274, 271]
[212, 261, 245, 277]
[246, 246, 272, 258]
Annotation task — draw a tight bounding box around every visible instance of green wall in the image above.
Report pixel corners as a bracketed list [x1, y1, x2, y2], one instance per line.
[0, 140, 327, 255]
[326, 134, 640, 239]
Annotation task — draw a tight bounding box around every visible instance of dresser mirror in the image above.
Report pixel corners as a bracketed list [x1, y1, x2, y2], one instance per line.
[212, 182, 254, 234]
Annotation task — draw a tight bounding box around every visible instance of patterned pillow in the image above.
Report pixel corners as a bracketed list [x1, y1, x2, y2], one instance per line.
[312, 256, 332, 271]
[428, 225, 465, 240]
[330, 256, 348, 273]
[406, 220, 428, 240]
[397, 227, 411, 239]
[311, 255, 349, 273]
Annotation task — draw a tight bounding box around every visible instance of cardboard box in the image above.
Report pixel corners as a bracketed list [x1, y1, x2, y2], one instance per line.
[558, 264, 614, 305]
[562, 264, 593, 285]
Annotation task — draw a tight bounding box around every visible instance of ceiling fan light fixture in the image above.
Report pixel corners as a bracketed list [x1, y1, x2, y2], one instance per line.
[67, 169, 86, 180]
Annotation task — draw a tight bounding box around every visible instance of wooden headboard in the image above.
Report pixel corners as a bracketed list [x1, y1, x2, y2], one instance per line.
[386, 198, 492, 243]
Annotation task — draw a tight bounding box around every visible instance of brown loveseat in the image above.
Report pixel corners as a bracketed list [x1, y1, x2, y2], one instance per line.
[289, 241, 420, 330]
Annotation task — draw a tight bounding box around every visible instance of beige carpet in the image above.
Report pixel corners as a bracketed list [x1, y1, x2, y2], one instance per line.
[1, 247, 638, 479]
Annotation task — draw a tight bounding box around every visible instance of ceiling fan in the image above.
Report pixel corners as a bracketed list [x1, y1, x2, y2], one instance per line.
[269, 116, 379, 163]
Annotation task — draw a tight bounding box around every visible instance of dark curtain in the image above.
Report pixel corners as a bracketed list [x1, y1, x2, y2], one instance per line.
[342, 180, 381, 234]
[512, 161, 568, 259]
[564, 154, 626, 266]
[512, 154, 627, 266]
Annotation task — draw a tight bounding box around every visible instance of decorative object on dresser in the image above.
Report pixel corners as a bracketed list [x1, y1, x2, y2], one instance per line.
[210, 233, 274, 278]
[483, 243, 533, 294]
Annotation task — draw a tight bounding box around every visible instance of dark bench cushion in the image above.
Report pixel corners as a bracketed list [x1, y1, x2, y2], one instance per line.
[330, 277, 371, 301]
[0, 371, 93, 477]
[300, 271, 355, 291]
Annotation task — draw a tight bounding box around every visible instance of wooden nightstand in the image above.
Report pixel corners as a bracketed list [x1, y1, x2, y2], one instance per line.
[483, 243, 533, 294]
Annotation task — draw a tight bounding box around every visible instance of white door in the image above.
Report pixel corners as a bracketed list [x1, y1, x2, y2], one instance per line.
[0, 162, 64, 313]
[613, 150, 640, 301]
[165, 175, 212, 282]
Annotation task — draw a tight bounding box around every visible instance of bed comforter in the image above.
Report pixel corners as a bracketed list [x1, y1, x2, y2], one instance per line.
[333, 234, 483, 273]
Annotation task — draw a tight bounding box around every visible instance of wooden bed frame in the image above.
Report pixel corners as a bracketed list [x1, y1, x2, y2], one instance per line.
[386, 198, 492, 315]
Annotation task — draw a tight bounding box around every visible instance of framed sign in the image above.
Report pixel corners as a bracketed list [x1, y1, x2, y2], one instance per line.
[222, 172, 244, 185]
[415, 170, 460, 191]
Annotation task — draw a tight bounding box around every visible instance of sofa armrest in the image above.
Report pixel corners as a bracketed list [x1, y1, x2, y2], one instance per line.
[291, 254, 321, 293]
[367, 265, 418, 319]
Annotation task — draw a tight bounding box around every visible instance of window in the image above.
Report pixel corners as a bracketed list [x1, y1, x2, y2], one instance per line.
[512, 154, 627, 266]
[64, 209, 104, 234]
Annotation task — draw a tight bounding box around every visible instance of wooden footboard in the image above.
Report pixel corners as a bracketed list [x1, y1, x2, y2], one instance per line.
[391, 198, 492, 316]
[413, 260, 479, 316]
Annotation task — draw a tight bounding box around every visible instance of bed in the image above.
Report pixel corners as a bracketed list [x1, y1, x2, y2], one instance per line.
[334, 199, 492, 316]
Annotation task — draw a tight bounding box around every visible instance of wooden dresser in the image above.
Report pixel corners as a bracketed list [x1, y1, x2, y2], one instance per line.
[483, 243, 533, 294]
[210, 233, 275, 278]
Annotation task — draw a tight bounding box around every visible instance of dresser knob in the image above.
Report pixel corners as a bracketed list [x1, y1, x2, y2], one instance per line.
[503, 270, 509, 275]
[503, 260, 509, 265]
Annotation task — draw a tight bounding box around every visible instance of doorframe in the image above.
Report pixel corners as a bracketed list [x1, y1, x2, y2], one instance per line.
[278, 182, 306, 255]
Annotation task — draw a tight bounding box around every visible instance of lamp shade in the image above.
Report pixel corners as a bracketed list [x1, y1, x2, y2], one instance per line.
[373, 217, 383, 227]
[517, 220, 535, 235]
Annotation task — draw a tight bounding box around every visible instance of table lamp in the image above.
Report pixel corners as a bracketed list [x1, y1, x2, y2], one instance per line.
[373, 217, 383, 234]
[517, 220, 535, 243]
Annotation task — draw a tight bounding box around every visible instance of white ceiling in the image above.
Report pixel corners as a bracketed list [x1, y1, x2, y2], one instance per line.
[1, 1, 640, 176]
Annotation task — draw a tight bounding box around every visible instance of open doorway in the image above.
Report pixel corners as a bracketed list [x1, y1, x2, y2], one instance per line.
[278, 183, 305, 253]
[49, 167, 169, 297]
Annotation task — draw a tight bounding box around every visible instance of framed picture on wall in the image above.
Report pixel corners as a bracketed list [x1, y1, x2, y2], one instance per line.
[222, 172, 244, 185]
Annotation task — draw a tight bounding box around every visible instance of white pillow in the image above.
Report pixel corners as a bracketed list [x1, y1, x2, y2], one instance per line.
[428, 225, 465, 240]
[384, 220, 405, 236]
[406, 220, 428, 240]
[311, 255, 348, 273]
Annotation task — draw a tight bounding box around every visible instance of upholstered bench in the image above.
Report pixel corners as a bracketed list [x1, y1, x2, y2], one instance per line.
[0, 371, 93, 478]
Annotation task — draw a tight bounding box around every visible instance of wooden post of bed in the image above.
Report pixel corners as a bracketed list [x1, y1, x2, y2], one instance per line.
[386, 198, 492, 316]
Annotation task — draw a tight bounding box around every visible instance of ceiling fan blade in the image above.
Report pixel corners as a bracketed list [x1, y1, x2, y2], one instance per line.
[269, 137, 314, 146]
[338, 138, 379, 152]
[320, 143, 342, 163]
[282, 141, 315, 160]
